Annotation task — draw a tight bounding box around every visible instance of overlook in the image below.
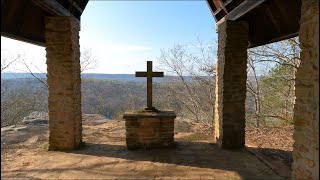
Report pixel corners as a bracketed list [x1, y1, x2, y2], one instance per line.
[1, 0, 318, 179]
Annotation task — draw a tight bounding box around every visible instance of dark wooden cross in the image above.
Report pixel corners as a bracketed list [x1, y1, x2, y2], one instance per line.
[135, 61, 164, 111]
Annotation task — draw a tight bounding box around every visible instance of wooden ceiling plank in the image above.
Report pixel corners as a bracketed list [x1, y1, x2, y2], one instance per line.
[226, 0, 266, 20]
[264, 4, 282, 35]
[15, 1, 30, 36]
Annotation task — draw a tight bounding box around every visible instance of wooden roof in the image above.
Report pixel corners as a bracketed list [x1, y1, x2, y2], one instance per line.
[1, 0, 89, 46]
[206, 0, 301, 48]
[2, 0, 301, 48]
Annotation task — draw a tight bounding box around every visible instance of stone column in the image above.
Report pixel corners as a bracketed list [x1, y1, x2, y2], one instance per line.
[45, 16, 82, 150]
[214, 20, 248, 149]
[292, 0, 319, 179]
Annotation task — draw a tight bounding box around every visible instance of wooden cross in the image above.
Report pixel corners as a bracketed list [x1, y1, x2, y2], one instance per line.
[135, 61, 164, 111]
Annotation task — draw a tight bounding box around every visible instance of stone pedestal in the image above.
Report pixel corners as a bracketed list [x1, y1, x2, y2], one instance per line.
[123, 110, 176, 150]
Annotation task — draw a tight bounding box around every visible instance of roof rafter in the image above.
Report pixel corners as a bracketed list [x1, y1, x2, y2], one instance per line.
[32, 0, 79, 23]
[206, 0, 266, 22]
[226, 0, 266, 20]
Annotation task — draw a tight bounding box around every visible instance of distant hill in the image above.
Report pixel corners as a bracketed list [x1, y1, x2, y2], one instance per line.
[1, 73, 137, 79]
[81, 74, 145, 82]
[1, 73, 47, 79]
[1, 73, 200, 82]
[1, 73, 258, 82]
[1, 73, 150, 82]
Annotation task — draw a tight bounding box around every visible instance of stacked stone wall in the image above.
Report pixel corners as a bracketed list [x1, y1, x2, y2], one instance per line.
[292, 0, 319, 179]
[214, 20, 248, 149]
[124, 111, 175, 149]
[45, 17, 82, 150]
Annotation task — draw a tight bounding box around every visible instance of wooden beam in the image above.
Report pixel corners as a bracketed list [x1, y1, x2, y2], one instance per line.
[210, 0, 230, 22]
[223, 0, 234, 7]
[68, 0, 83, 13]
[206, 0, 218, 21]
[226, 0, 266, 20]
[214, 0, 228, 14]
[215, 0, 233, 15]
[32, 0, 79, 23]
[1, 32, 46, 47]
[215, 17, 226, 30]
[248, 32, 298, 48]
[34, 0, 70, 16]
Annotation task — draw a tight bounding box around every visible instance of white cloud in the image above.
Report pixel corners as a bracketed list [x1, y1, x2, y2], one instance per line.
[105, 44, 152, 52]
[1, 36, 155, 74]
[84, 42, 152, 53]
[82, 41, 155, 73]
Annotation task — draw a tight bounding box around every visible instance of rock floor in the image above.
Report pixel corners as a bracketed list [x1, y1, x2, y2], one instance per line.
[1, 121, 282, 179]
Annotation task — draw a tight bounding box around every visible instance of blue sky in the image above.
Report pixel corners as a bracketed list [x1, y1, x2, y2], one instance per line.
[1, 1, 217, 74]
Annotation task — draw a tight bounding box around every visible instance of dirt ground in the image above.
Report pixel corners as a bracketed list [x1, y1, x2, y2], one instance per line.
[1, 115, 292, 179]
[245, 126, 293, 165]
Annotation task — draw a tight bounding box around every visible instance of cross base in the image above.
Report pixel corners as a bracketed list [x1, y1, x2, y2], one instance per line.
[144, 107, 158, 112]
[124, 110, 176, 150]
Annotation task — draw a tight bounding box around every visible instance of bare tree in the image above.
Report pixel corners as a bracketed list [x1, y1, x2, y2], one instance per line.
[0, 47, 97, 127]
[1, 49, 48, 126]
[20, 58, 48, 89]
[246, 37, 300, 127]
[157, 39, 217, 126]
[18, 47, 98, 89]
[1, 49, 21, 98]
[80, 47, 98, 73]
[246, 55, 263, 127]
[1, 82, 47, 127]
[1, 49, 20, 72]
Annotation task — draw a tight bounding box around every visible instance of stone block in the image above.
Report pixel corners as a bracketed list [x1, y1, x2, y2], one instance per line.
[123, 110, 176, 150]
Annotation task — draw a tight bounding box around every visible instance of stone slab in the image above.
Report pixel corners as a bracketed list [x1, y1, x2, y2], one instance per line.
[123, 110, 176, 118]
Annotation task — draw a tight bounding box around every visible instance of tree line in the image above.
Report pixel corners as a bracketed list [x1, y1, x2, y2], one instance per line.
[1, 38, 299, 128]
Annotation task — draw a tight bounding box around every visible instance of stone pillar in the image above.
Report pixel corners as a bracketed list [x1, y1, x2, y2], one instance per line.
[214, 20, 248, 149]
[292, 0, 319, 179]
[45, 16, 82, 150]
